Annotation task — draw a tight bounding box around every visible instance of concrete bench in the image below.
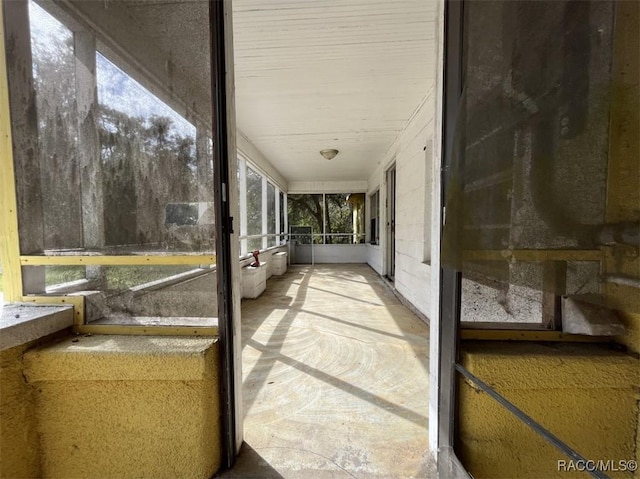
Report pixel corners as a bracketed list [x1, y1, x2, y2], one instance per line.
[23, 335, 221, 479]
[242, 261, 266, 299]
[272, 252, 288, 276]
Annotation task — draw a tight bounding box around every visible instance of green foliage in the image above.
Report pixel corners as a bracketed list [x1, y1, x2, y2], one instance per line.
[288, 194, 356, 244]
[98, 105, 200, 249]
[103, 266, 193, 289]
[29, 2, 202, 251]
[42, 266, 193, 290]
[246, 167, 262, 236]
[324, 194, 353, 244]
[288, 194, 323, 243]
[45, 266, 85, 286]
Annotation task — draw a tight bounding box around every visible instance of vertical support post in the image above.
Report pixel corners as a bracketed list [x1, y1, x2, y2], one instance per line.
[275, 185, 280, 246]
[261, 175, 267, 250]
[211, 0, 243, 467]
[352, 195, 358, 244]
[601, 246, 614, 299]
[75, 30, 104, 286]
[0, 0, 24, 301]
[283, 192, 288, 243]
[3, 0, 45, 294]
[542, 261, 567, 330]
[238, 156, 247, 255]
[322, 193, 326, 244]
[436, 0, 464, 470]
[424, 139, 433, 261]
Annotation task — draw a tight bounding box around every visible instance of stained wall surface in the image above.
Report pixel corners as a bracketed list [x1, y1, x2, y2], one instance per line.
[23, 335, 221, 479]
[458, 341, 639, 479]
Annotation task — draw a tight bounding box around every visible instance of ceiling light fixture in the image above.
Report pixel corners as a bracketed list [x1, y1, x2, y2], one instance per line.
[320, 149, 339, 160]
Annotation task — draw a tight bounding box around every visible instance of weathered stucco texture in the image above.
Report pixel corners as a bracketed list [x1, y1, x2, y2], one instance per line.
[0, 343, 41, 479]
[23, 335, 221, 479]
[458, 341, 639, 479]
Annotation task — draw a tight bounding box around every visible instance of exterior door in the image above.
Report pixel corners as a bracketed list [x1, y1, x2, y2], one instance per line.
[386, 165, 397, 280]
[1, 0, 242, 470]
[211, 0, 243, 467]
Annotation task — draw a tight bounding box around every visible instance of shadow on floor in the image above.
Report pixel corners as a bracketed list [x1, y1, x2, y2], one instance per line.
[214, 443, 284, 479]
[236, 265, 434, 478]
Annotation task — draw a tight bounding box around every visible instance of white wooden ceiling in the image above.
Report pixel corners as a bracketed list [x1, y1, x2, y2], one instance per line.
[233, 0, 438, 182]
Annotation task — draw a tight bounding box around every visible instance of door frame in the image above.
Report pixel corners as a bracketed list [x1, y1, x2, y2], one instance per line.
[210, 0, 243, 468]
[385, 163, 397, 280]
[436, 0, 467, 474]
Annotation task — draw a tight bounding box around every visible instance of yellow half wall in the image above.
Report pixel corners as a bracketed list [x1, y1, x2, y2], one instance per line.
[24, 335, 221, 479]
[0, 342, 41, 479]
[458, 341, 639, 479]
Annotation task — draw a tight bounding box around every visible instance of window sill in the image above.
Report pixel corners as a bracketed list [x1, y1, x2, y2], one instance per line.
[0, 302, 74, 351]
[90, 315, 218, 330]
[2, 247, 286, 344]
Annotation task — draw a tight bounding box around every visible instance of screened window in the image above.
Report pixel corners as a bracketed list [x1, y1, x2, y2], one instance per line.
[97, 53, 206, 250]
[7, 0, 218, 327]
[324, 194, 354, 244]
[267, 182, 277, 247]
[288, 193, 365, 244]
[370, 190, 380, 244]
[29, 1, 81, 251]
[246, 167, 263, 251]
[237, 159, 284, 255]
[445, 0, 622, 329]
[288, 194, 324, 244]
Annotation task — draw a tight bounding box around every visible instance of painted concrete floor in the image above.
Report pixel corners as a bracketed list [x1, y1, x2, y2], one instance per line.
[217, 264, 434, 479]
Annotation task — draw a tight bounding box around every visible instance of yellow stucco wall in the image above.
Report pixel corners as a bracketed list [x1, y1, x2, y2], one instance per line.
[606, 3, 640, 469]
[0, 342, 41, 479]
[458, 341, 639, 479]
[23, 335, 221, 479]
[459, 5, 640, 478]
[607, 0, 640, 356]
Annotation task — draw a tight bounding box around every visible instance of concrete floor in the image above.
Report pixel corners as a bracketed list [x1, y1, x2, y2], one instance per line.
[218, 264, 434, 479]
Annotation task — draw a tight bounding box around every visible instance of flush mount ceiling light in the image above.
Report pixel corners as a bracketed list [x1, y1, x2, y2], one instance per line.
[320, 149, 339, 160]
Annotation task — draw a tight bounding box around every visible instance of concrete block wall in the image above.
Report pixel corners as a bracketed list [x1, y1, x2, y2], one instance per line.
[366, 91, 436, 319]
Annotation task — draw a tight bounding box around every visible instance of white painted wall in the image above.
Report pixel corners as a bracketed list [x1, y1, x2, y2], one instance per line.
[237, 130, 287, 191]
[293, 244, 367, 264]
[366, 91, 436, 319]
[367, 244, 383, 275]
[288, 180, 367, 194]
